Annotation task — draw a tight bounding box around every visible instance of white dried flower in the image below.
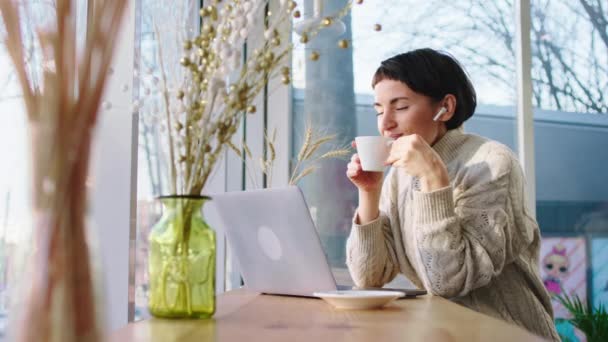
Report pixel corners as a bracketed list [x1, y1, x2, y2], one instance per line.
[243, 1, 253, 12]
[210, 78, 226, 94]
[235, 18, 246, 31]
[217, 65, 227, 78]
[246, 13, 256, 27]
[228, 34, 238, 45]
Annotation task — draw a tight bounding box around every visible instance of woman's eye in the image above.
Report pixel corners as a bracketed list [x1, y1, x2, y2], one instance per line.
[396, 106, 409, 111]
[376, 112, 383, 116]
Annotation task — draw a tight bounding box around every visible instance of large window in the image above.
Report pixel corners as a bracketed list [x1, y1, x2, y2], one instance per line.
[529, 1, 608, 338]
[0, 40, 29, 339]
[291, 0, 608, 339]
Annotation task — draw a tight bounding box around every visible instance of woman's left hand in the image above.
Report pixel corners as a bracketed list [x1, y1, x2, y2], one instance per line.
[385, 134, 450, 192]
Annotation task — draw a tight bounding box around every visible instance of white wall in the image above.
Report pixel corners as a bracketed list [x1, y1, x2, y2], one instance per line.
[91, 0, 136, 331]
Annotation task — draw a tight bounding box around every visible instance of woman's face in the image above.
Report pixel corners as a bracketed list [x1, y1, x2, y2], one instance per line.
[373, 79, 446, 145]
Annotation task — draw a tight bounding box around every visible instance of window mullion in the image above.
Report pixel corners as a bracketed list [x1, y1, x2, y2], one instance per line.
[515, 0, 536, 218]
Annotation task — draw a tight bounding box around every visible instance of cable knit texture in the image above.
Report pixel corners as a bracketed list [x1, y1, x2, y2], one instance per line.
[346, 128, 560, 341]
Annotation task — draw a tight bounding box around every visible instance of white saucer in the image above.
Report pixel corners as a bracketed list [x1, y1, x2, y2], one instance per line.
[313, 290, 405, 310]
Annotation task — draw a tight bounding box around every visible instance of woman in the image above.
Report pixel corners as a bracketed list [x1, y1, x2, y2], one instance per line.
[345, 48, 560, 341]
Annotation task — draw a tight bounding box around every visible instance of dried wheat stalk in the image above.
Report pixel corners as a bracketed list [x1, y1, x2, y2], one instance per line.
[272, 125, 352, 186]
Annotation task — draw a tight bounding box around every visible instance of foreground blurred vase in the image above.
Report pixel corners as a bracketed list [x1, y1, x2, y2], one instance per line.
[148, 196, 216, 318]
[0, 0, 127, 340]
[14, 125, 103, 342]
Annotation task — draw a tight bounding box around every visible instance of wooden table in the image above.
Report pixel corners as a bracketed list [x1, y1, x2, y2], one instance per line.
[111, 289, 546, 342]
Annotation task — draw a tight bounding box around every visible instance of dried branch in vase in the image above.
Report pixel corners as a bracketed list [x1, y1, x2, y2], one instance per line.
[0, 1, 127, 341]
[137, 0, 354, 197]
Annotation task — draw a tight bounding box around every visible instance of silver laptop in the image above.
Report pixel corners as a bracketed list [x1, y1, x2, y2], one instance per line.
[212, 186, 426, 298]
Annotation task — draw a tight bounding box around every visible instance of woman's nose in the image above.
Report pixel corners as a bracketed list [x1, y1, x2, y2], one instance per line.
[380, 109, 396, 130]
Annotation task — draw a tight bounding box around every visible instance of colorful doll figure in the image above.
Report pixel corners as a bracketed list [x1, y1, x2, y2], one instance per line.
[543, 244, 570, 295]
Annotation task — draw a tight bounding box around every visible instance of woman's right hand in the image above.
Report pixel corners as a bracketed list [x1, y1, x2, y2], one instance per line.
[346, 142, 384, 192]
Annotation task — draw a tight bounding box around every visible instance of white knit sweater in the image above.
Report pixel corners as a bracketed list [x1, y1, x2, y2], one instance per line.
[346, 128, 560, 341]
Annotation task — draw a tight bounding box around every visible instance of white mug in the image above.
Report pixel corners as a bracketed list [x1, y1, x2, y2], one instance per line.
[355, 136, 393, 172]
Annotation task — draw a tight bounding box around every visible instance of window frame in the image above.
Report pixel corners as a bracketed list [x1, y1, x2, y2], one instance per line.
[89, 0, 137, 330]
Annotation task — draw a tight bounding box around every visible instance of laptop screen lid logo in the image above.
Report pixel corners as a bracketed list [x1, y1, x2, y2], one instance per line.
[257, 225, 282, 261]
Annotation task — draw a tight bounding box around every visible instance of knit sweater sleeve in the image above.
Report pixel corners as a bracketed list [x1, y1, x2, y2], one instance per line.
[413, 146, 534, 298]
[345, 176, 400, 288]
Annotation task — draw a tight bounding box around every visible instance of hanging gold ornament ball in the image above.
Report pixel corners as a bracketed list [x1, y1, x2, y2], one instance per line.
[310, 51, 320, 61]
[281, 75, 291, 84]
[356, 0, 364, 4]
[300, 33, 309, 43]
[247, 105, 257, 114]
[338, 39, 349, 49]
[288, 0, 297, 10]
[322, 17, 332, 27]
[281, 66, 290, 75]
[374, 23, 382, 31]
[183, 40, 193, 50]
[293, 10, 301, 18]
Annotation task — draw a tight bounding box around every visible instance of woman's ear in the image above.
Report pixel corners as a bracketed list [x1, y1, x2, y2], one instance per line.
[438, 94, 457, 122]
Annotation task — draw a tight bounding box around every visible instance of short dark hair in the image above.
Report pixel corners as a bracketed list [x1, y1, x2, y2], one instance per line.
[372, 48, 477, 130]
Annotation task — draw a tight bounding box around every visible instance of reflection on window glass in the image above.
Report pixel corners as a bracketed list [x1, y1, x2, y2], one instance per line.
[134, 0, 200, 321]
[529, 0, 607, 114]
[291, 0, 516, 287]
[0, 1, 88, 337]
[529, 1, 608, 337]
[0, 45, 28, 338]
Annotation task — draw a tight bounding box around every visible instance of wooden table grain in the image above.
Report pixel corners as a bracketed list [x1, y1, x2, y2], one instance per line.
[110, 289, 547, 342]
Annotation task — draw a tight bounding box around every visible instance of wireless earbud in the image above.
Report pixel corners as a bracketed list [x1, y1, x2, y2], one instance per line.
[433, 107, 447, 121]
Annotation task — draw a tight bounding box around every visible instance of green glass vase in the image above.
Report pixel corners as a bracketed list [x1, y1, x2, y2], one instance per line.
[147, 195, 216, 318]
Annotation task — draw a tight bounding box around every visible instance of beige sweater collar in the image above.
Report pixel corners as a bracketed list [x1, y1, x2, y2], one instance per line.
[431, 126, 467, 164]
